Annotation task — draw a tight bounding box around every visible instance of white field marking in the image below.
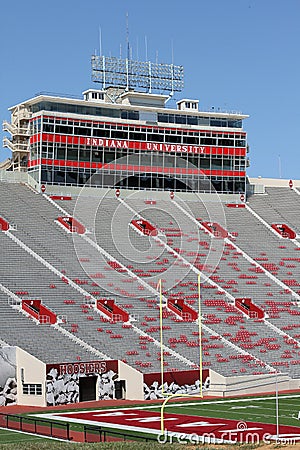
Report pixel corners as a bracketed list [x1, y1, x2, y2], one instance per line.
[288, 414, 300, 420]
[33, 393, 300, 420]
[230, 405, 260, 409]
[93, 412, 138, 417]
[126, 417, 178, 423]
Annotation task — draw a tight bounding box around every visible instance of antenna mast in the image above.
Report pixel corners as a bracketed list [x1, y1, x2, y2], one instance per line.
[99, 26, 102, 56]
[126, 12, 130, 60]
[91, 23, 184, 101]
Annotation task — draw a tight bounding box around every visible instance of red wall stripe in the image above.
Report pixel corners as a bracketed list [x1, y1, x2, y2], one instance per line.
[29, 133, 246, 157]
[28, 158, 245, 177]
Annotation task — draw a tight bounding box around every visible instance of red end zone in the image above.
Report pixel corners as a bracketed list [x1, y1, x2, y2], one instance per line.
[49, 408, 300, 444]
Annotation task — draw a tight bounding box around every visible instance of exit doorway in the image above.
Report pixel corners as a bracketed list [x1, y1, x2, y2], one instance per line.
[79, 376, 97, 402]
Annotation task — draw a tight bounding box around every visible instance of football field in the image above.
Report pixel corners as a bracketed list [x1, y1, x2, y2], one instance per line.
[37, 394, 300, 444]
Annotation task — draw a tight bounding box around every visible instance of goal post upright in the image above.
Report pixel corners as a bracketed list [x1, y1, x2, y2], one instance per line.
[198, 273, 203, 398]
[158, 278, 165, 395]
[159, 275, 204, 436]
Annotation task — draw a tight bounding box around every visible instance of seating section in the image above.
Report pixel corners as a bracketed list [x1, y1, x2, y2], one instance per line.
[121, 197, 300, 376]
[1, 183, 300, 378]
[0, 292, 96, 363]
[248, 187, 300, 236]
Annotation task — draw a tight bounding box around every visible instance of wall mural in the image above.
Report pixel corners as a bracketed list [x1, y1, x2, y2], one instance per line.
[143, 369, 210, 400]
[46, 360, 118, 406]
[45, 361, 210, 405]
[0, 347, 17, 406]
[98, 369, 118, 400]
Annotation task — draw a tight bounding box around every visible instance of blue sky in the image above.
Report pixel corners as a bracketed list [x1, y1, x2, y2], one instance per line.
[1, 0, 299, 179]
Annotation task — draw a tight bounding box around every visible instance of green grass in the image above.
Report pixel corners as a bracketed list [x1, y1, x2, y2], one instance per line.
[0, 428, 52, 447]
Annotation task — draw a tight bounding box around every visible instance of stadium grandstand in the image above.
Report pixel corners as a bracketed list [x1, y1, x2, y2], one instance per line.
[1, 51, 300, 408]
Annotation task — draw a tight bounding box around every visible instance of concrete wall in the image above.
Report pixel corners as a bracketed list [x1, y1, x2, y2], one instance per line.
[209, 370, 292, 397]
[288, 378, 300, 391]
[0, 170, 28, 183]
[16, 347, 46, 407]
[249, 177, 300, 188]
[118, 360, 144, 400]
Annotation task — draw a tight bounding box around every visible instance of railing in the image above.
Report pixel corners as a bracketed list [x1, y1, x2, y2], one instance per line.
[3, 137, 29, 152]
[3, 137, 15, 151]
[84, 424, 157, 443]
[0, 413, 72, 441]
[7, 297, 21, 307]
[3, 120, 28, 135]
[14, 110, 31, 120]
[2, 120, 17, 134]
[35, 91, 82, 100]
[0, 413, 158, 443]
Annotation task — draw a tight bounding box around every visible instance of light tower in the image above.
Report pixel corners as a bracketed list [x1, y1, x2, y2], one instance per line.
[91, 53, 184, 102]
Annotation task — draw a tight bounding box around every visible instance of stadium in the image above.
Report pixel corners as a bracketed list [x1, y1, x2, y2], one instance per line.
[1, 50, 300, 446]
